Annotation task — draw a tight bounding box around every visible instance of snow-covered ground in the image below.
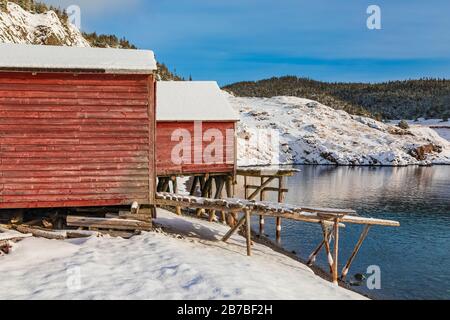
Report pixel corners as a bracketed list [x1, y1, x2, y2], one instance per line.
[227, 95, 450, 166]
[0, 2, 89, 47]
[389, 119, 450, 142]
[0, 209, 365, 300]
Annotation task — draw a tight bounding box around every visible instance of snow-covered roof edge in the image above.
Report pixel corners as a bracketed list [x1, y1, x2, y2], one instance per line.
[157, 81, 240, 121]
[0, 43, 157, 74]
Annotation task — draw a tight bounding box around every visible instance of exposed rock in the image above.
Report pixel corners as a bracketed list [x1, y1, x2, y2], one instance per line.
[409, 144, 442, 161]
[0, 2, 89, 47]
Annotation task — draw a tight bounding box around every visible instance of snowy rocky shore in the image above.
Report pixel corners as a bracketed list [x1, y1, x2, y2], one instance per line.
[228, 94, 450, 167]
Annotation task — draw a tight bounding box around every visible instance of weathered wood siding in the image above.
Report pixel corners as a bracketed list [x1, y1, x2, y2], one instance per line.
[156, 121, 235, 176]
[0, 72, 155, 209]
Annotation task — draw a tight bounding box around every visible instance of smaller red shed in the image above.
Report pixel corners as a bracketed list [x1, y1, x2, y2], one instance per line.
[156, 81, 239, 177]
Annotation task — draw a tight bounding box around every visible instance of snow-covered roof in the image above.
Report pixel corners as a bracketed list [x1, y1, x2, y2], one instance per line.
[157, 81, 240, 121]
[0, 43, 157, 73]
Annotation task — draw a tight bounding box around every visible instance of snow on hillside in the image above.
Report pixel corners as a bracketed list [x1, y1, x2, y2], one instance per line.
[0, 209, 365, 300]
[389, 119, 450, 142]
[228, 95, 450, 166]
[0, 2, 89, 47]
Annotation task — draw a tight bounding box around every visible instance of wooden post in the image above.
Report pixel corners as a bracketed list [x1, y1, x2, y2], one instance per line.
[341, 225, 371, 280]
[244, 176, 248, 199]
[321, 222, 334, 274]
[245, 209, 252, 257]
[210, 177, 225, 222]
[197, 176, 212, 217]
[276, 176, 286, 243]
[332, 218, 340, 285]
[225, 175, 233, 198]
[172, 176, 182, 216]
[259, 177, 266, 237]
[190, 176, 199, 196]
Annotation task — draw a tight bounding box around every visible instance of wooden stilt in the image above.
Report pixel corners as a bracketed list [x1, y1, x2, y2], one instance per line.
[225, 176, 233, 198]
[276, 177, 286, 243]
[171, 177, 182, 215]
[341, 225, 371, 280]
[259, 178, 266, 237]
[332, 218, 340, 285]
[162, 178, 170, 192]
[321, 222, 334, 274]
[209, 177, 225, 222]
[244, 176, 248, 199]
[245, 209, 252, 256]
[197, 176, 212, 217]
[189, 176, 199, 196]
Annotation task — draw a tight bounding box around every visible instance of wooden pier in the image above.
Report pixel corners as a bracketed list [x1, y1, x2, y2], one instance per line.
[155, 192, 400, 285]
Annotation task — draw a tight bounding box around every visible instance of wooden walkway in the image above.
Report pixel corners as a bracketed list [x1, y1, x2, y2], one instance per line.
[155, 192, 400, 285]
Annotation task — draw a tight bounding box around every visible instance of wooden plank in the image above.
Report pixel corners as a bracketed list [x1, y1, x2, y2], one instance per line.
[66, 216, 151, 231]
[15, 225, 66, 240]
[1, 187, 149, 196]
[0, 199, 148, 209]
[0, 231, 33, 241]
[0, 83, 148, 93]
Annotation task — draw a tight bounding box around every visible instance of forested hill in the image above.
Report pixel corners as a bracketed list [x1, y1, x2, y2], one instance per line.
[223, 76, 450, 120]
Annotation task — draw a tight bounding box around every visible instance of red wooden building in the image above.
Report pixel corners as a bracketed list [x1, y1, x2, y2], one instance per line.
[156, 81, 239, 178]
[0, 44, 157, 209]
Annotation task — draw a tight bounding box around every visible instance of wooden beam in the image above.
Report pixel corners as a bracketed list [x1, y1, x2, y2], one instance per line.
[67, 216, 152, 231]
[222, 215, 246, 243]
[245, 209, 252, 256]
[15, 225, 65, 240]
[247, 177, 276, 200]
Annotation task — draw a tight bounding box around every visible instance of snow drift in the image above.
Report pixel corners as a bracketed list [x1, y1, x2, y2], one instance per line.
[0, 209, 365, 300]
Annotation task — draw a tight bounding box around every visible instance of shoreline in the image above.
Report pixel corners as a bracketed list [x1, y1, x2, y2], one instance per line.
[248, 230, 375, 300]
[159, 208, 372, 300]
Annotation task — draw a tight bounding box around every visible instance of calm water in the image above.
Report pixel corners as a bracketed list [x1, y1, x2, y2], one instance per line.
[238, 166, 450, 300]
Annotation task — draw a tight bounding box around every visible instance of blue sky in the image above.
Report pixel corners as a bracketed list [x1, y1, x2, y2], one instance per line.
[43, 0, 450, 85]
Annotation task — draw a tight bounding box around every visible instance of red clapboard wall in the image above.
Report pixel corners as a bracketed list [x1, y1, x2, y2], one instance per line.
[156, 121, 235, 176]
[0, 72, 156, 209]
